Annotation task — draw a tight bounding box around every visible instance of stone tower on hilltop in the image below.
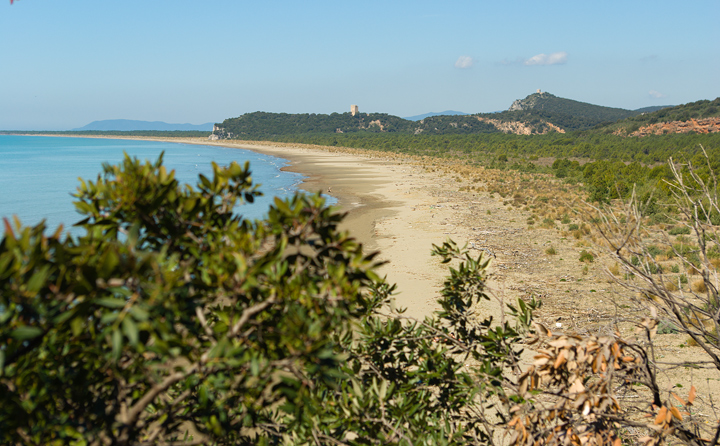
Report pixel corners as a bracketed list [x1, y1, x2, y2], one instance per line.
[351, 104, 359, 116]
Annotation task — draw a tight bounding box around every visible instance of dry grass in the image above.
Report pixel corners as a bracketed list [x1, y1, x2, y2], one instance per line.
[665, 280, 678, 292]
[710, 258, 720, 270]
[691, 279, 707, 293]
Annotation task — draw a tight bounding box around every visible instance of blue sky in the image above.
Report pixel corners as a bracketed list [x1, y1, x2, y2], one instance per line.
[1, 0, 718, 130]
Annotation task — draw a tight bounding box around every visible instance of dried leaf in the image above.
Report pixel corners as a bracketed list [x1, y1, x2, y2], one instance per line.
[671, 392, 686, 406]
[569, 378, 585, 394]
[688, 385, 696, 404]
[535, 323, 551, 337]
[519, 377, 528, 396]
[655, 406, 667, 425]
[549, 338, 570, 348]
[554, 350, 567, 369]
[670, 406, 683, 421]
[638, 436, 654, 445]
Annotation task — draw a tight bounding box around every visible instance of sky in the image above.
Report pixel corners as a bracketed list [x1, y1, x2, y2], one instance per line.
[1, 0, 718, 130]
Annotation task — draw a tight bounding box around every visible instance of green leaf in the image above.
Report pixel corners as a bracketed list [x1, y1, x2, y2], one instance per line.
[11, 326, 44, 340]
[96, 297, 126, 308]
[273, 197, 291, 214]
[112, 329, 123, 359]
[122, 317, 139, 346]
[199, 174, 212, 190]
[128, 306, 149, 321]
[71, 317, 84, 337]
[26, 265, 50, 294]
[199, 385, 209, 405]
[100, 312, 119, 324]
[100, 250, 119, 277]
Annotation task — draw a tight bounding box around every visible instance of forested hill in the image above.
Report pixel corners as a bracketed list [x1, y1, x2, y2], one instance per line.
[607, 97, 720, 135]
[506, 92, 638, 121]
[213, 112, 415, 138]
[480, 92, 668, 132]
[213, 93, 679, 139]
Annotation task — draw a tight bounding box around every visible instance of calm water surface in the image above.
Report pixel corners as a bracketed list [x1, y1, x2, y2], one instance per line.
[0, 135, 321, 237]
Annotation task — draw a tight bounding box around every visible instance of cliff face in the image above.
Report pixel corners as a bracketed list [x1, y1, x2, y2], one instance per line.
[627, 117, 720, 136]
[476, 116, 565, 135]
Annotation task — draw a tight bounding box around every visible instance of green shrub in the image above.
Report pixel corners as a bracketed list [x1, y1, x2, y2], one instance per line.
[658, 319, 679, 334]
[0, 153, 544, 445]
[669, 226, 691, 235]
[579, 250, 594, 263]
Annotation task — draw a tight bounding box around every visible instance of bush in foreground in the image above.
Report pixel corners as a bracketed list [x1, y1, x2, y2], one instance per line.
[1, 154, 717, 445]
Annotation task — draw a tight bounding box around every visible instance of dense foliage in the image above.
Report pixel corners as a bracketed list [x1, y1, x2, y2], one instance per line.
[624, 97, 720, 125]
[1, 154, 718, 445]
[215, 111, 416, 138]
[0, 154, 537, 444]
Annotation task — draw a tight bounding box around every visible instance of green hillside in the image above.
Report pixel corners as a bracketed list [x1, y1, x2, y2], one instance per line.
[619, 97, 720, 127]
[215, 111, 415, 138]
[215, 92, 679, 138]
[480, 92, 644, 131]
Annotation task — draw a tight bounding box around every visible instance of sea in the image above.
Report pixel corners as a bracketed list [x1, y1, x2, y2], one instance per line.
[0, 135, 328, 238]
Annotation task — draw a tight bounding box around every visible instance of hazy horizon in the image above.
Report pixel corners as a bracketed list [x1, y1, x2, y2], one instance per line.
[1, 0, 718, 131]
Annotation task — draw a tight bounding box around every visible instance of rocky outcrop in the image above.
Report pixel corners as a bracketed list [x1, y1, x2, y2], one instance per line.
[628, 117, 720, 136]
[368, 119, 385, 131]
[508, 92, 552, 111]
[209, 125, 233, 140]
[476, 117, 565, 135]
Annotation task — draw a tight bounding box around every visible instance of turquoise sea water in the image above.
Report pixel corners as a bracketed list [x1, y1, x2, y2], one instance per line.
[0, 135, 322, 237]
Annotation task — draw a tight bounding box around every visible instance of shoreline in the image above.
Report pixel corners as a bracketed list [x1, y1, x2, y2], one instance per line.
[23, 135, 456, 319]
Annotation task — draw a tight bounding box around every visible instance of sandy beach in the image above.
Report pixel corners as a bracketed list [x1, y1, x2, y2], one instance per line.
[16, 136, 655, 326]
[167, 138, 470, 320]
[44, 135, 503, 320]
[33, 135, 606, 323]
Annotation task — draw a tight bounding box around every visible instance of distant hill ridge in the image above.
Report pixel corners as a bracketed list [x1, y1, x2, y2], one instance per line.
[212, 92, 689, 138]
[73, 119, 214, 131]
